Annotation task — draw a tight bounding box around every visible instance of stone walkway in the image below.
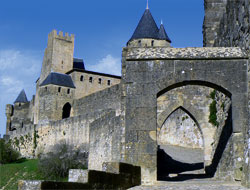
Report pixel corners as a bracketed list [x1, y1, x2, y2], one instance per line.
[129, 181, 249, 190]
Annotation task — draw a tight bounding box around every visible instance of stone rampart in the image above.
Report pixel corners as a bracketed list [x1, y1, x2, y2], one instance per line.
[88, 110, 123, 171]
[73, 84, 121, 116]
[8, 110, 113, 158]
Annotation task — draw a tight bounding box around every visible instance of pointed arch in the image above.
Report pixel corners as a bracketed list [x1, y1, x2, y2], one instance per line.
[158, 106, 204, 149]
[161, 106, 202, 134]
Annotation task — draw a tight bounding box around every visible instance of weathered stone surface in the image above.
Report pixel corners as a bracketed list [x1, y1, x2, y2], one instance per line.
[88, 111, 122, 171]
[68, 169, 88, 183]
[203, 0, 228, 47]
[18, 180, 43, 190]
[125, 47, 247, 60]
[129, 181, 249, 190]
[203, 0, 250, 187]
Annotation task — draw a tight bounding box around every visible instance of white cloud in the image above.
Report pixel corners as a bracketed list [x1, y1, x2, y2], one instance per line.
[88, 54, 121, 76]
[0, 49, 42, 136]
[0, 76, 23, 94]
[0, 50, 20, 70]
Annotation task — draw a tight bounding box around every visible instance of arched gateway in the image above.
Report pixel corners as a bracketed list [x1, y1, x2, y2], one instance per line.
[122, 46, 248, 184]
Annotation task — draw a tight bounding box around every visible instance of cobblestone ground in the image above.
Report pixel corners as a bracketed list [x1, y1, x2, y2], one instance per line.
[129, 181, 249, 190]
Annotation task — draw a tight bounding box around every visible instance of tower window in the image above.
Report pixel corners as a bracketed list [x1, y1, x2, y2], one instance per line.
[98, 78, 102, 84]
[89, 77, 93, 83]
[107, 80, 111, 86]
[58, 87, 61, 93]
[67, 89, 70, 94]
[138, 40, 141, 47]
[80, 75, 84, 81]
[151, 40, 154, 47]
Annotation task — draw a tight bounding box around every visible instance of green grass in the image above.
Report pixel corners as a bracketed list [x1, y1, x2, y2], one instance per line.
[0, 159, 67, 190]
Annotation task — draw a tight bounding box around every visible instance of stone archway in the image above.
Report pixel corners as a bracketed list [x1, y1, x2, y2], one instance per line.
[156, 82, 233, 180]
[122, 47, 248, 184]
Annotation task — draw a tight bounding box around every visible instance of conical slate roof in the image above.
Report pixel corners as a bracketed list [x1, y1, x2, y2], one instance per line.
[158, 24, 171, 43]
[14, 89, 28, 103]
[40, 72, 76, 88]
[129, 9, 159, 41]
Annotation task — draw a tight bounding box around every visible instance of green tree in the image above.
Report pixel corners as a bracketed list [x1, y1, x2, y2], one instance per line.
[0, 139, 20, 164]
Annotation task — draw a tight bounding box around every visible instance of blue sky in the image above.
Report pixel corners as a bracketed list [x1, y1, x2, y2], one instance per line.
[0, 0, 204, 136]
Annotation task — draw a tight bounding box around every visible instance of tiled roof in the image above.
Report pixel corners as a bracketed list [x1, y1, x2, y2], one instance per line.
[40, 72, 75, 88]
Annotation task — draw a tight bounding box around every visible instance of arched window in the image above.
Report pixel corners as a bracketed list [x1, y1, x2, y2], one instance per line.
[80, 75, 84, 81]
[107, 80, 111, 86]
[151, 40, 154, 47]
[67, 89, 70, 94]
[98, 78, 102, 84]
[138, 40, 141, 47]
[58, 87, 61, 93]
[62, 103, 71, 119]
[89, 77, 93, 83]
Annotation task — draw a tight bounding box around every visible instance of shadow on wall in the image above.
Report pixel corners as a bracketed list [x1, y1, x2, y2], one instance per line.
[205, 106, 233, 175]
[157, 106, 233, 181]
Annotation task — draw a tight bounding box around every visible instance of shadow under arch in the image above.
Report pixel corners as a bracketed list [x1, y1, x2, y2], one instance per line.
[156, 80, 233, 181]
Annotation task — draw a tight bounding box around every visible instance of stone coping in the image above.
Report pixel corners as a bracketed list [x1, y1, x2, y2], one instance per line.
[123, 47, 248, 60]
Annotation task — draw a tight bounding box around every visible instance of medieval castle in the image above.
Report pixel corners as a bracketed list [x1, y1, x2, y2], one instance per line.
[4, 0, 250, 188]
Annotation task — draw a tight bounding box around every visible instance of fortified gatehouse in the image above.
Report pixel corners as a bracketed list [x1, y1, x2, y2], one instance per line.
[4, 1, 250, 188]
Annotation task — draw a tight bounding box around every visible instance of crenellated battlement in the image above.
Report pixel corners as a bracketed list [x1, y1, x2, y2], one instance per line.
[49, 29, 75, 42]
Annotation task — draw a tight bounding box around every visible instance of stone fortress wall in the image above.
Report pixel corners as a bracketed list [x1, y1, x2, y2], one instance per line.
[6, 82, 121, 158]
[204, 0, 250, 186]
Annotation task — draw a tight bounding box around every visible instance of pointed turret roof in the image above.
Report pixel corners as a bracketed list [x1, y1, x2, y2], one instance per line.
[14, 89, 28, 103]
[129, 9, 159, 41]
[158, 24, 171, 43]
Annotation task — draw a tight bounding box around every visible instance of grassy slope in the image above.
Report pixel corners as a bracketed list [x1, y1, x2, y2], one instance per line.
[0, 159, 46, 190]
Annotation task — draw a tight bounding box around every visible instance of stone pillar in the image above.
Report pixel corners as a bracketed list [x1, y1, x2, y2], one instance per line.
[121, 49, 157, 184]
[5, 104, 13, 134]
